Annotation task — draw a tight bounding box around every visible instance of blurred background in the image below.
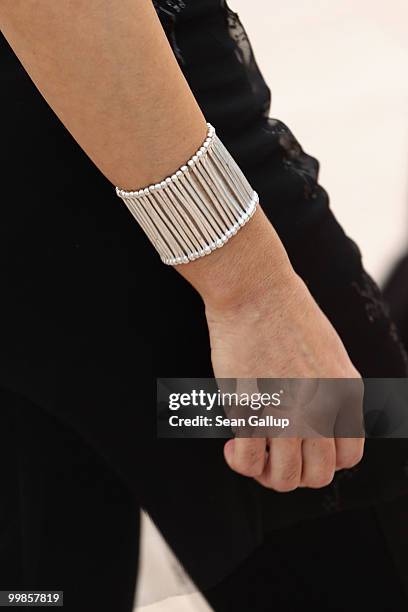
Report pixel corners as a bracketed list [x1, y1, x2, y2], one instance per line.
[136, 1, 408, 609]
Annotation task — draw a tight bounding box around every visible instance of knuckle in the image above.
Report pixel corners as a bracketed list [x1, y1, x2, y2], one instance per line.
[238, 461, 264, 478]
[281, 462, 301, 484]
[231, 448, 265, 477]
[271, 479, 300, 493]
[305, 475, 334, 489]
[271, 464, 301, 492]
[337, 446, 364, 469]
[305, 467, 335, 489]
[320, 442, 336, 465]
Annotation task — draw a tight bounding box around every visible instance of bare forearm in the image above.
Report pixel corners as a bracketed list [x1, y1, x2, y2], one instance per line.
[0, 0, 292, 302]
[0, 0, 207, 189]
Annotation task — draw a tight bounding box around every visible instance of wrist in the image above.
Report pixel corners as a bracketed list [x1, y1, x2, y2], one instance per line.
[177, 206, 298, 316]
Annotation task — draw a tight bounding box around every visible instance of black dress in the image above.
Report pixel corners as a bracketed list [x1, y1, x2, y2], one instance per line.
[1, 1, 408, 610]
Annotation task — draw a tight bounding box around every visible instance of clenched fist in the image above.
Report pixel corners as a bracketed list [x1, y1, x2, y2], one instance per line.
[180, 207, 365, 491]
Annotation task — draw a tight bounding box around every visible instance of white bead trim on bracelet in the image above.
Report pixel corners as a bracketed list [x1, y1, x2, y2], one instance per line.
[115, 123, 259, 265]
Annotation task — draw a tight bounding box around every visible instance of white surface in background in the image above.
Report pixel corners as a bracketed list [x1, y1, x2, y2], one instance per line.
[136, 514, 199, 606]
[137, 2, 408, 610]
[135, 514, 212, 610]
[228, 0, 408, 282]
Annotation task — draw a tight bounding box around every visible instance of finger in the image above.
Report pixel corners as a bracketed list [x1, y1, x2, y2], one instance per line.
[334, 377, 365, 438]
[224, 437, 266, 478]
[300, 438, 336, 488]
[255, 437, 302, 492]
[335, 437, 365, 470]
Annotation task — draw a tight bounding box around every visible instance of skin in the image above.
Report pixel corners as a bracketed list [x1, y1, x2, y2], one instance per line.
[0, 0, 364, 491]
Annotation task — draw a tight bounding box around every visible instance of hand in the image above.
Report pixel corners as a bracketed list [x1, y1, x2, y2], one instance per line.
[207, 273, 364, 491]
[179, 207, 365, 491]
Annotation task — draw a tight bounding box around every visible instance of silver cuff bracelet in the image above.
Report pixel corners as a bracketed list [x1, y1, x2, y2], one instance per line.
[115, 123, 259, 265]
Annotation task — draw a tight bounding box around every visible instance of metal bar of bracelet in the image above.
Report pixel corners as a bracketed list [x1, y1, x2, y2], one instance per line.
[115, 123, 259, 265]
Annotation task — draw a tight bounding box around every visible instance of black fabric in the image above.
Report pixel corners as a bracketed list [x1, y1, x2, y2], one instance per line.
[1, 0, 408, 601]
[384, 254, 408, 350]
[204, 502, 408, 612]
[2, 388, 408, 612]
[0, 391, 139, 612]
